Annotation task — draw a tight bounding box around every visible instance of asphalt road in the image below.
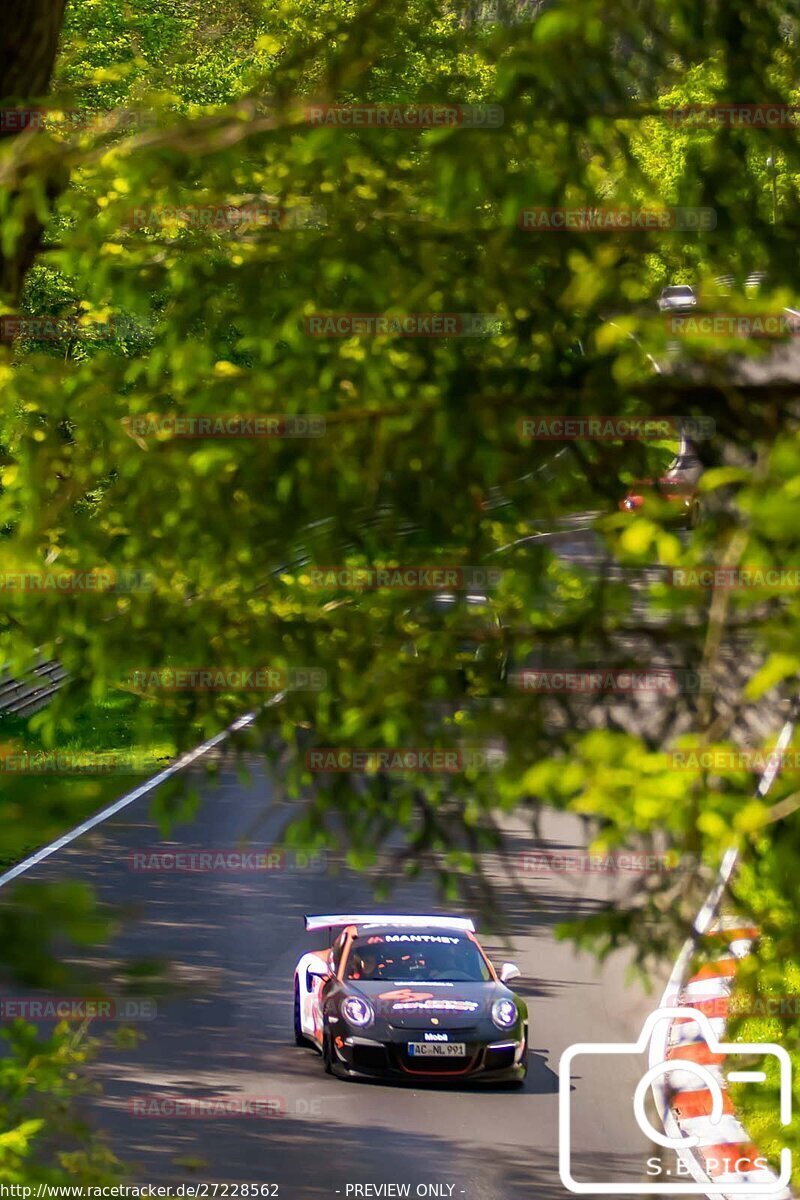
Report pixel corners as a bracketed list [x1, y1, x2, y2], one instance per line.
[7, 753, 667, 1199]
[3, 524, 781, 1198]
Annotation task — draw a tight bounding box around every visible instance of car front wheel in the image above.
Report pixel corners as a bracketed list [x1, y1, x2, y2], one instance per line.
[322, 1026, 334, 1074]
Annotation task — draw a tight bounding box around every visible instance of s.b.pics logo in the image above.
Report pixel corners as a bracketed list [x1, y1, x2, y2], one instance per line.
[559, 1008, 791, 1194]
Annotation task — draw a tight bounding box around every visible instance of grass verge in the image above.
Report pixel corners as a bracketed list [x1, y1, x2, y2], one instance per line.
[0, 690, 178, 876]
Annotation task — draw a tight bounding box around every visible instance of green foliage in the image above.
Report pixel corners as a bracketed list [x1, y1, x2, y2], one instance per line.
[1, 0, 800, 1177]
[728, 935, 800, 1164]
[0, 1019, 121, 1184]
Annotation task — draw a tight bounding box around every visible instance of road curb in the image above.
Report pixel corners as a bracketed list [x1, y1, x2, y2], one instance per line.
[650, 919, 791, 1197]
[648, 707, 798, 1198]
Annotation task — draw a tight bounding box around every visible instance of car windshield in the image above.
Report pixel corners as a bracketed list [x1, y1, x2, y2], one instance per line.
[663, 286, 694, 297]
[346, 933, 492, 982]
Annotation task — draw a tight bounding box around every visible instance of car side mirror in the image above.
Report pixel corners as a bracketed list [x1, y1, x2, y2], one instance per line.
[499, 962, 521, 984]
[306, 967, 329, 991]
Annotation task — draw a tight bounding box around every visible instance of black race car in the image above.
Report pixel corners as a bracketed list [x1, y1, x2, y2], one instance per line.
[294, 914, 528, 1085]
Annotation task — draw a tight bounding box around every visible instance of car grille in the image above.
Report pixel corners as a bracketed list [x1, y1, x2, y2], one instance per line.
[351, 1043, 390, 1072]
[387, 1020, 480, 1033]
[395, 1045, 479, 1074]
[484, 1044, 516, 1072]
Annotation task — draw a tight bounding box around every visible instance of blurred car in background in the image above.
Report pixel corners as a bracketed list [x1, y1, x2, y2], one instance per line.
[657, 285, 697, 313]
[401, 587, 509, 695]
[619, 435, 703, 529]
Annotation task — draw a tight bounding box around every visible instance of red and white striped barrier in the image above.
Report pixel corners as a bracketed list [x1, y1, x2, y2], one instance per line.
[651, 916, 793, 1198]
[649, 707, 798, 1198]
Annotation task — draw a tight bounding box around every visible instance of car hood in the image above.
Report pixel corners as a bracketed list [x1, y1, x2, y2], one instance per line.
[347, 980, 514, 1028]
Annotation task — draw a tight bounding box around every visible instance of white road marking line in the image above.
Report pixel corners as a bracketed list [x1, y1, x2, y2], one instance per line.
[0, 702, 279, 891]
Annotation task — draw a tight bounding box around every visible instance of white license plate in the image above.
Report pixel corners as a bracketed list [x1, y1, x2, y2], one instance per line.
[407, 1042, 466, 1057]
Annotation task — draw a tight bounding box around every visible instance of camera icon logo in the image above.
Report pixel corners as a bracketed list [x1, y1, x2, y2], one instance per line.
[559, 1006, 792, 1194]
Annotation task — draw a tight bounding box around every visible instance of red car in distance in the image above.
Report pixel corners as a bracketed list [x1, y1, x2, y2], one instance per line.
[619, 437, 703, 529]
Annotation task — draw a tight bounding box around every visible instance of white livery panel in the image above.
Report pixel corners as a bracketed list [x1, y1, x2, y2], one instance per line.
[295, 950, 329, 1042]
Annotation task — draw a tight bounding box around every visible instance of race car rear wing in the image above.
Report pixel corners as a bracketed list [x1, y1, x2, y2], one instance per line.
[304, 913, 476, 934]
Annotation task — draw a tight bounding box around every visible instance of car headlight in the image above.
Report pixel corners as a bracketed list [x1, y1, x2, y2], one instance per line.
[491, 998, 518, 1029]
[341, 996, 374, 1028]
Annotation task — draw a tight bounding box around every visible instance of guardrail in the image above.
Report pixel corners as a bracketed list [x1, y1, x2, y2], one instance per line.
[0, 660, 68, 717]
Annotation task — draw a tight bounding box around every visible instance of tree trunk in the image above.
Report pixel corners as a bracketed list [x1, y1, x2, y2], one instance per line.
[0, 0, 69, 305]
